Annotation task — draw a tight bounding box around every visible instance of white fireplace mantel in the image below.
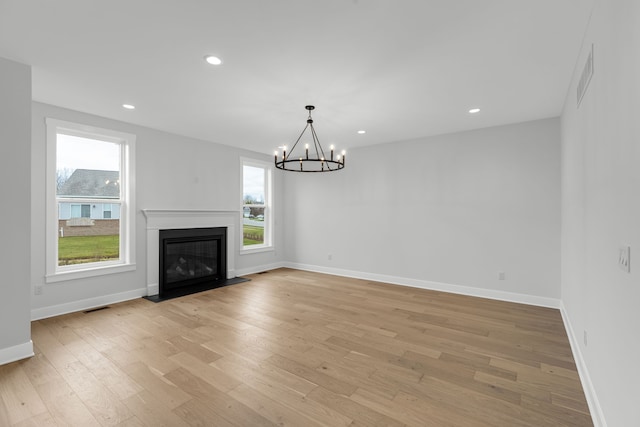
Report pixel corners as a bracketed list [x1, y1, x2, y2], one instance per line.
[142, 209, 239, 296]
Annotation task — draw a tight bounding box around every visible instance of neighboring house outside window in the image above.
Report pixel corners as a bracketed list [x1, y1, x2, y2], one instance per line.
[46, 119, 136, 282]
[58, 171, 122, 220]
[241, 158, 273, 251]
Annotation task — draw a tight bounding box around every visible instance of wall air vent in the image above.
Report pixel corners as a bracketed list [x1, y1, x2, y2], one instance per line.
[577, 44, 594, 107]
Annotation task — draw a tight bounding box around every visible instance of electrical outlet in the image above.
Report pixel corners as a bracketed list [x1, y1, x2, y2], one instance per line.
[34, 286, 43, 296]
[328, 254, 332, 261]
[619, 245, 631, 273]
[498, 271, 505, 280]
[583, 330, 588, 347]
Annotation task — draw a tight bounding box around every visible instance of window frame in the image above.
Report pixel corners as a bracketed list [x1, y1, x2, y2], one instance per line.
[45, 118, 136, 282]
[240, 158, 273, 253]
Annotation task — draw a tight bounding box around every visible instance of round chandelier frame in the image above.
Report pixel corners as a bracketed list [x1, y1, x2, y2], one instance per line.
[275, 105, 345, 172]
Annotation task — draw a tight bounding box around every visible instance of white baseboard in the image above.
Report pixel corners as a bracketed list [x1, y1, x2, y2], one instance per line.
[235, 262, 285, 278]
[31, 288, 148, 321]
[32, 265, 276, 320]
[0, 340, 34, 365]
[28, 262, 559, 321]
[284, 262, 561, 308]
[560, 302, 608, 427]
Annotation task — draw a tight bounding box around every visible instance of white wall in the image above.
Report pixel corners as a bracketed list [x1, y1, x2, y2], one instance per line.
[284, 118, 561, 304]
[560, 0, 640, 425]
[30, 102, 284, 318]
[0, 57, 33, 364]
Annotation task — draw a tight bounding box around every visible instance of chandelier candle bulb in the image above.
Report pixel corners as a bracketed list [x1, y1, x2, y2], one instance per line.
[305, 144, 309, 159]
[330, 145, 334, 161]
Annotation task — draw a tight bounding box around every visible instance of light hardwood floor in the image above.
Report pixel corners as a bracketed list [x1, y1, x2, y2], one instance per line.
[0, 268, 593, 426]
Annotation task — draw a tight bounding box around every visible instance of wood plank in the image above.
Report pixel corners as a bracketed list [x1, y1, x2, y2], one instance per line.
[0, 397, 11, 427]
[65, 338, 143, 400]
[122, 390, 191, 427]
[10, 411, 58, 427]
[265, 353, 358, 396]
[228, 383, 327, 427]
[168, 352, 241, 393]
[211, 352, 318, 397]
[306, 386, 404, 427]
[54, 359, 133, 426]
[0, 363, 48, 425]
[172, 398, 237, 427]
[213, 355, 353, 426]
[121, 362, 191, 410]
[34, 378, 101, 426]
[164, 368, 277, 427]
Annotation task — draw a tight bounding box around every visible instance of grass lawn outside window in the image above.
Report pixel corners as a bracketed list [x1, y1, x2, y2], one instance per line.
[58, 235, 119, 265]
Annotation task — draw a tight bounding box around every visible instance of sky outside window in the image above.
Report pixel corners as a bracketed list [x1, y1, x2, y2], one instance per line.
[243, 165, 264, 203]
[57, 133, 120, 172]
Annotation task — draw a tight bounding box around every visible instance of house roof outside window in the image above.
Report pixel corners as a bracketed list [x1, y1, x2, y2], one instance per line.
[58, 169, 120, 198]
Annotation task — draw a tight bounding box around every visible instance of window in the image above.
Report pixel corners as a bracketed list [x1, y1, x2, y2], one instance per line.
[241, 159, 273, 251]
[70, 204, 91, 218]
[46, 119, 136, 282]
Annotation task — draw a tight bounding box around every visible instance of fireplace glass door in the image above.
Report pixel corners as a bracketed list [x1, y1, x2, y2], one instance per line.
[164, 239, 218, 285]
[159, 227, 226, 297]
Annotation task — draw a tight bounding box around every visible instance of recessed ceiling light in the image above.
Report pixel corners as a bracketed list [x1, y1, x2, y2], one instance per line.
[469, 108, 481, 114]
[204, 55, 222, 65]
[122, 104, 135, 110]
[357, 130, 366, 134]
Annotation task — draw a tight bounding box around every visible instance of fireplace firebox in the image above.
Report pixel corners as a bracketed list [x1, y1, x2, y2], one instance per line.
[159, 227, 226, 299]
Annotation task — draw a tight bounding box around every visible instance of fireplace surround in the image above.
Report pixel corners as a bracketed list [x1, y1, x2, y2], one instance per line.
[142, 209, 242, 299]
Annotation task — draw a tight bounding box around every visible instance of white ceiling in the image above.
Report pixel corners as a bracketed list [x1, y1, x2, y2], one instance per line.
[0, 0, 592, 154]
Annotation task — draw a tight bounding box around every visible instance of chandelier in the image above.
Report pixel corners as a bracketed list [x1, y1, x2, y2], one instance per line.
[275, 105, 345, 172]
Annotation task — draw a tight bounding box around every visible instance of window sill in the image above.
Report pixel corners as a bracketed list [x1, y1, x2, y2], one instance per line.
[240, 245, 274, 255]
[46, 263, 136, 283]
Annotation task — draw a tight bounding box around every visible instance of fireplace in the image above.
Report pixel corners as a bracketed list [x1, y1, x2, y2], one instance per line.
[159, 227, 226, 298]
[142, 209, 249, 301]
